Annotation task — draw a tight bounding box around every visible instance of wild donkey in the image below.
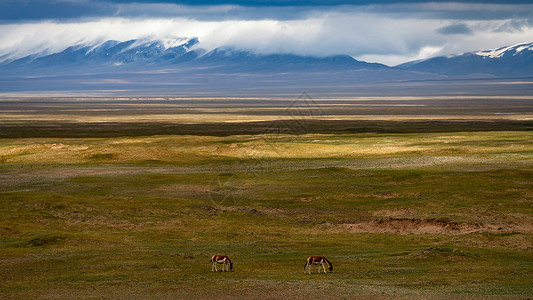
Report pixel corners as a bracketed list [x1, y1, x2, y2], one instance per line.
[211, 255, 233, 272]
[304, 256, 333, 274]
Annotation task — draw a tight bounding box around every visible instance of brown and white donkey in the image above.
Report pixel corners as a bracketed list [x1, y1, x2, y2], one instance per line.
[304, 256, 333, 274]
[211, 255, 233, 272]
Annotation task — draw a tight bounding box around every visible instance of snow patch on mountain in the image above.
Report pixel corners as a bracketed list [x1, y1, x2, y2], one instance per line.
[475, 42, 533, 58]
[161, 38, 192, 49]
[397, 41, 533, 77]
[0, 38, 199, 64]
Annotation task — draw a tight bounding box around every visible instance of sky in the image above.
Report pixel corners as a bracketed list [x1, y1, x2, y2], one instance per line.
[0, 0, 533, 66]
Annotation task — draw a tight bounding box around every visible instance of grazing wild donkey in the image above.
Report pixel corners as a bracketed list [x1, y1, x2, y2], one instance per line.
[304, 256, 333, 274]
[211, 255, 233, 272]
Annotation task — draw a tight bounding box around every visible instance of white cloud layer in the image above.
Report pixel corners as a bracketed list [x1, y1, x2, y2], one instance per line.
[1, 3, 532, 66]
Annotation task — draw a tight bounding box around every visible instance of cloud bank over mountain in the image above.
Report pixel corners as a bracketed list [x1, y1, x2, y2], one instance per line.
[0, 1, 532, 66]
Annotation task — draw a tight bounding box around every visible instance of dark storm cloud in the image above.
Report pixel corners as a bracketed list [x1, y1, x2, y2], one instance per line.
[0, 1, 532, 66]
[70, 0, 533, 5]
[437, 23, 473, 35]
[0, 1, 114, 22]
[2, 0, 533, 22]
[363, 2, 533, 21]
[494, 18, 533, 32]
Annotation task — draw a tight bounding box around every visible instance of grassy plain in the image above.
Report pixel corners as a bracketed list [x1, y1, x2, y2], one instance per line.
[0, 97, 532, 299]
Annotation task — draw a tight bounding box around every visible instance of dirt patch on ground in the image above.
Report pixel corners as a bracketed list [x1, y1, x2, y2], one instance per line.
[358, 192, 400, 199]
[341, 218, 485, 235]
[372, 208, 416, 218]
[199, 205, 286, 218]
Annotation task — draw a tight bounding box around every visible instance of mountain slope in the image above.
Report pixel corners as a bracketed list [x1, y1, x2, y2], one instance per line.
[2, 38, 201, 70]
[5, 38, 505, 95]
[397, 42, 533, 77]
[0, 38, 387, 74]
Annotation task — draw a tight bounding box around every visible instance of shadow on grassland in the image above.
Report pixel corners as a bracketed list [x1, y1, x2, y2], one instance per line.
[0, 119, 531, 138]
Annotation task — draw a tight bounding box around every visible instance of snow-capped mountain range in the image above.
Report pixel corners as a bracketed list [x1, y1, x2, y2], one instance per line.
[0, 37, 384, 73]
[2, 39, 533, 77]
[2, 39, 532, 78]
[2, 38, 200, 69]
[397, 42, 533, 77]
[476, 43, 533, 58]
[0, 39, 531, 95]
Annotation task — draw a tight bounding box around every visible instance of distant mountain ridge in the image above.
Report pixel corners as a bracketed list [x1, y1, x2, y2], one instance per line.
[2, 39, 532, 78]
[0, 37, 423, 94]
[0, 37, 386, 73]
[397, 42, 533, 77]
[2, 38, 201, 69]
[0, 39, 531, 95]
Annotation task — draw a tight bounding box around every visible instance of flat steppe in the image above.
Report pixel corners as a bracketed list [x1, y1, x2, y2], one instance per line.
[0, 96, 532, 299]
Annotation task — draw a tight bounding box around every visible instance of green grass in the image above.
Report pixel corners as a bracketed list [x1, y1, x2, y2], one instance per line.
[0, 130, 532, 298]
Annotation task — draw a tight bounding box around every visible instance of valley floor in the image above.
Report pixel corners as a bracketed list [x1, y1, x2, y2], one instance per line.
[0, 97, 532, 299]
